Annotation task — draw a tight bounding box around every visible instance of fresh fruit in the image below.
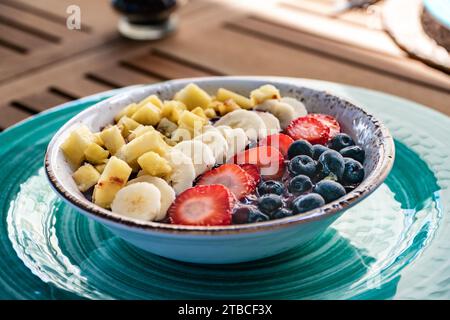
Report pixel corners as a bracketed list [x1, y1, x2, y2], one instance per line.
[257, 180, 285, 196]
[342, 158, 365, 184]
[272, 208, 293, 219]
[161, 100, 187, 123]
[194, 130, 229, 163]
[287, 139, 313, 159]
[288, 175, 313, 194]
[117, 116, 140, 138]
[285, 116, 330, 144]
[292, 193, 325, 214]
[114, 103, 139, 122]
[259, 133, 294, 158]
[111, 182, 161, 221]
[255, 100, 296, 129]
[120, 131, 169, 165]
[280, 97, 307, 118]
[137, 94, 163, 109]
[156, 118, 178, 137]
[84, 143, 109, 165]
[100, 125, 126, 155]
[60, 125, 95, 167]
[233, 146, 285, 180]
[72, 163, 100, 192]
[328, 133, 355, 151]
[314, 180, 346, 203]
[217, 99, 240, 116]
[239, 164, 261, 186]
[232, 206, 269, 224]
[216, 88, 254, 109]
[168, 184, 234, 226]
[255, 111, 281, 137]
[318, 150, 345, 180]
[288, 155, 316, 178]
[340, 145, 365, 164]
[132, 102, 162, 126]
[164, 149, 196, 194]
[214, 109, 267, 141]
[173, 140, 216, 177]
[307, 114, 340, 138]
[128, 175, 176, 221]
[196, 164, 255, 200]
[216, 126, 248, 160]
[137, 151, 172, 177]
[191, 106, 208, 120]
[248, 209, 270, 223]
[174, 83, 212, 110]
[250, 85, 281, 104]
[257, 194, 283, 215]
[127, 125, 157, 141]
[312, 144, 329, 160]
[178, 110, 208, 135]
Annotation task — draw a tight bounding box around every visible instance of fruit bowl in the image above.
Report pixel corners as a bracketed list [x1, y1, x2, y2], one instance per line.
[45, 77, 394, 264]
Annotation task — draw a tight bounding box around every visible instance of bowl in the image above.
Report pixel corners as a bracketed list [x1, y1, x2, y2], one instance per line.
[45, 77, 395, 264]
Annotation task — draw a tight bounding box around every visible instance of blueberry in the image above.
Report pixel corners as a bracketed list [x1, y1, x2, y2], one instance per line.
[288, 155, 316, 177]
[318, 150, 345, 180]
[314, 180, 346, 203]
[272, 208, 293, 220]
[233, 206, 269, 224]
[342, 158, 365, 184]
[257, 180, 285, 196]
[329, 133, 355, 151]
[312, 144, 329, 160]
[287, 140, 313, 159]
[257, 194, 283, 214]
[288, 175, 313, 194]
[292, 193, 325, 214]
[248, 209, 270, 223]
[340, 146, 365, 163]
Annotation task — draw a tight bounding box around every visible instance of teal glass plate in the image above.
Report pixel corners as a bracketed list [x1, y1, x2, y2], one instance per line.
[0, 79, 449, 300]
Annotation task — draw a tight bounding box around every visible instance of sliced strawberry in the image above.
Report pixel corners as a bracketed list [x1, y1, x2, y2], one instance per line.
[306, 113, 340, 138]
[239, 163, 261, 186]
[258, 133, 294, 157]
[168, 184, 234, 226]
[233, 146, 285, 180]
[196, 164, 255, 200]
[285, 116, 330, 145]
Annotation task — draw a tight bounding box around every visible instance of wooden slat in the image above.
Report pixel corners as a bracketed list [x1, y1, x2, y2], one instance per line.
[88, 65, 160, 88]
[12, 91, 71, 113]
[0, 104, 32, 129]
[52, 77, 114, 99]
[0, 23, 52, 52]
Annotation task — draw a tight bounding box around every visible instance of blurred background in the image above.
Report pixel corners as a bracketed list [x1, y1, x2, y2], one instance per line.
[0, 0, 448, 131]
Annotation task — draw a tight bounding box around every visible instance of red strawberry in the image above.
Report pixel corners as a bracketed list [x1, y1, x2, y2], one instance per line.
[258, 133, 294, 157]
[239, 163, 261, 186]
[168, 184, 234, 226]
[285, 116, 330, 145]
[306, 114, 340, 138]
[196, 164, 255, 200]
[233, 146, 285, 180]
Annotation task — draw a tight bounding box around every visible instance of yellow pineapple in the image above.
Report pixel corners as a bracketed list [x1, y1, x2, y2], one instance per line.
[95, 162, 107, 174]
[204, 108, 217, 119]
[216, 88, 253, 109]
[157, 118, 178, 137]
[84, 143, 109, 165]
[114, 103, 139, 122]
[218, 99, 240, 116]
[132, 102, 161, 126]
[93, 132, 104, 147]
[173, 83, 212, 110]
[137, 151, 172, 177]
[127, 125, 156, 141]
[138, 94, 163, 109]
[60, 125, 95, 167]
[161, 100, 186, 123]
[250, 84, 281, 105]
[121, 131, 169, 164]
[72, 163, 101, 192]
[191, 107, 208, 120]
[117, 116, 140, 138]
[100, 125, 125, 155]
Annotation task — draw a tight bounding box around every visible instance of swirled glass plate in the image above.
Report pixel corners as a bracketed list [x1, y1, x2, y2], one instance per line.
[0, 79, 449, 300]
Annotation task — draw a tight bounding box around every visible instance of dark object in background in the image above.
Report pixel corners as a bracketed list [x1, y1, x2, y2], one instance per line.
[421, 5, 450, 52]
[112, 0, 179, 40]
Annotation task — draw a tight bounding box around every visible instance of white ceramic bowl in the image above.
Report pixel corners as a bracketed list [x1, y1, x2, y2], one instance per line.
[45, 77, 395, 264]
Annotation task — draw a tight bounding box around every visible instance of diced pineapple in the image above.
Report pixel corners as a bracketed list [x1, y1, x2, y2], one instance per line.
[95, 163, 107, 174]
[250, 85, 281, 105]
[218, 99, 240, 116]
[121, 131, 169, 165]
[93, 156, 132, 208]
[84, 143, 109, 165]
[157, 118, 178, 137]
[117, 116, 140, 138]
[191, 107, 208, 120]
[60, 124, 95, 167]
[93, 132, 104, 147]
[73, 163, 101, 192]
[132, 102, 161, 126]
[161, 100, 186, 123]
[100, 125, 125, 155]
[114, 103, 139, 122]
[138, 94, 163, 109]
[173, 83, 212, 110]
[127, 125, 156, 141]
[216, 88, 254, 109]
[178, 110, 207, 133]
[138, 151, 172, 177]
[204, 108, 217, 119]
[208, 100, 223, 112]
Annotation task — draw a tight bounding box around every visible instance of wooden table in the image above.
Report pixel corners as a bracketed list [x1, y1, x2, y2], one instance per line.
[0, 0, 449, 131]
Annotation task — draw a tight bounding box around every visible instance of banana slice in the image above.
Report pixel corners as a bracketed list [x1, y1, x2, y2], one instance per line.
[111, 182, 161, 221]
[194, 131, 228, 163]
[214, 109, 266, 141]
[281, 97, 308, 118]
[128, 175, 175, 221]
[254, 111, 281, 137]
[164, 149, 196, 194]
[216, 126, 248, 160]
[173, 140, 216, 176]
[255, 100, 296, 129]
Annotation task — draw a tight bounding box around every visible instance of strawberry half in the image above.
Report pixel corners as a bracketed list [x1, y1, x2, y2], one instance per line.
[258, 133, 294, 157]
[239, 163, 261, 186]
[168, 184, 234, 226]
[196, 164, 255, 200]
[306, 113, 340, 138]
[233, 146, 285, 180]
[285, 116, 330, 145]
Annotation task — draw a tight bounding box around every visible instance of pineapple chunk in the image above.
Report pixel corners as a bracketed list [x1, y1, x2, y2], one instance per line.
[132, 102, 161, 126]
[93, 156, 132, 208]
[127, 125, 156, 141]
[60, 125, 95, 167]
[216, 88, 253, 109]
[204, 108, 217, 119]
[218, 99, 240, 116]
[178, 110, 207, 134]
[93, 132, 104, 147]
[117, 116, 140, 138]
[250, 85, 281, 105]
[161, 100, 186, 123]
[114, 103, 139, 122]
[138, 151, 172, 177]
[121, 131, 169, 164]
[174, 83, 212, 110]
[73, 164, 100, 192]
[100, 125, 125, 155]
[157, 118, 178, 137]
[84, 143, 109, 165]
[138, 94, 163, 109]
[191, 107, 208, 120]
[95, 163, 107, 174]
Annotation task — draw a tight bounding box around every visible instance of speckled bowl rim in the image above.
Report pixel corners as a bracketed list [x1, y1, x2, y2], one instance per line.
[45, 76, 395, 236]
